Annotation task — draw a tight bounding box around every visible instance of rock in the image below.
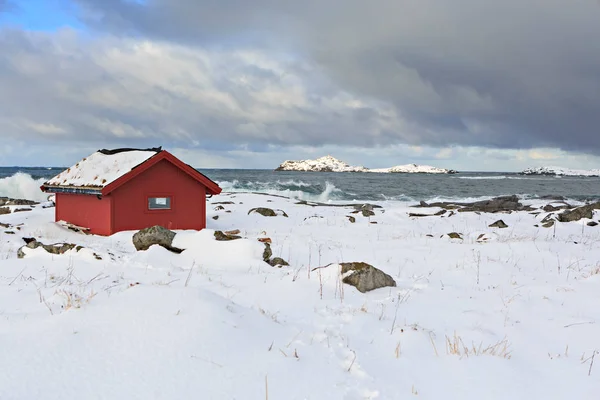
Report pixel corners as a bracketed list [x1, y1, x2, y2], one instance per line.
[0, 223, 10, 228]
[214, 205, 225, 211]
[17, 239, 80, 259]
[248, 207, 289, 217]
[262, 243, 273, 263]
[347, 216, 356, 223]
[13, 208, 32, 213]
[408, 213, 430, 218]
[0, 207, 10, 215]
[362, 209, 375, 217]
[587, 221, 598, 227]
[269, 257, 289, 267]
[543, 204, 560, 212]
[409, 209, 446, 218]
[249, 207, 276, 217]
[542, 221, 555, 228]
[413, 195, 532, 213]
[132, 225, 183, 253]
[258, 237, 272, 244]
[4, 199, 37, 206]
[214, 230, 241, 241]
[340, 262, 396, 293]
[212, 215, 219, 220]
[4, 231, 15, 234]
[476, 233, 490, 242]
[558, 202, 600, 222]
[447, 232, 463, 239]
[489, 220, 508, 228]
[225, 229, 241, 235]
[212, 201, 235, 205]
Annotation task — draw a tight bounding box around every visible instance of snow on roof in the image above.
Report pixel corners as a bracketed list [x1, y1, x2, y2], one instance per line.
[44, 149, 161, 189]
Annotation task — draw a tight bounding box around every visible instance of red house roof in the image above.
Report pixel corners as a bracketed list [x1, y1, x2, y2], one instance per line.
[41, 148, 221, 196]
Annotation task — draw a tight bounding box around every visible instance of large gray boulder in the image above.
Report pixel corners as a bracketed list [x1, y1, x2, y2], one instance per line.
[340, 262, 396, 293]
[132, 225, 182, 253]
[558, 202, 600, 223]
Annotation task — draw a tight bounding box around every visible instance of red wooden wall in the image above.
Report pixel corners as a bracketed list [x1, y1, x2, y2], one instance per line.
[110, 159, 207, 233]
[55, 193, 112, 236]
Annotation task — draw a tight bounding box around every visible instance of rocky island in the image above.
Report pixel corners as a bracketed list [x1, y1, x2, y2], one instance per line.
[520, 166, 600, 177]
[275, 155, 457, 174]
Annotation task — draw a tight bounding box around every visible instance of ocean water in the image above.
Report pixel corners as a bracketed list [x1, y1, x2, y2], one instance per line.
[2, 166, 599, 204]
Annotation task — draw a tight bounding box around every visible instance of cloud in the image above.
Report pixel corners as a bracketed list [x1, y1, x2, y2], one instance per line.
[71, 0, 600, 154]
[0, 28, 413, 156]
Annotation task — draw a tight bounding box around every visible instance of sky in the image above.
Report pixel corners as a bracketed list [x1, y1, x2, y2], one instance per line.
[0, 0, 599, 171]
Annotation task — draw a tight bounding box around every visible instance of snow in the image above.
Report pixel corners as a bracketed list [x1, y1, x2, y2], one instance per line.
[521, 166, 600, 177]
[1, 193, 600, 399]
[276, 156, 455, 174]
[44, 150, 159, 189]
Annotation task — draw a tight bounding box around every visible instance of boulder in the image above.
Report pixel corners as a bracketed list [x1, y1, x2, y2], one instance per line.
[0, 207, 10, 215]
[347, 216, 356, 223]
[132, 225, 183, 253]
[214, 230, 241, 241]
[489, 220, 508, 228]
[542, 220, 555, 228]
[248, 207, 289, 217]
[587, 221, 598, 227]
[340, 262, 396, 293]
[269, 257, 289, 267]
[362, 209, 375, 217]
[558, 202, 600, 223]
[447, 232, 463, 239]
[17, 239, 80, 259]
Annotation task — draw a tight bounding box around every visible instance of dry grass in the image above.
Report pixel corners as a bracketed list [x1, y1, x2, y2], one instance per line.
[445, 332, 512, 359]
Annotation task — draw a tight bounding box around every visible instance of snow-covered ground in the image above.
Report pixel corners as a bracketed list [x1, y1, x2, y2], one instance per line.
[521, 166, 600, 177]
[1, 193, 600, 399]
[276, 156, 455, 174]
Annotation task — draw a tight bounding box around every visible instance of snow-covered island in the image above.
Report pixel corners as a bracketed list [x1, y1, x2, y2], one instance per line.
[520, 166, 600, 177]
[275, 155, 369, 172]
[275, 155, 457, 174]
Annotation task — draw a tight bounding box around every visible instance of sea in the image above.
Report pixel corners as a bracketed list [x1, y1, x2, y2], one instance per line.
[1, 167, 599, 204]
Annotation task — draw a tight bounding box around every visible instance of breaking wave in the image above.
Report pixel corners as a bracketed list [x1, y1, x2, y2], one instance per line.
[0, 172, 48, 202]
[216, 179, 351, 202]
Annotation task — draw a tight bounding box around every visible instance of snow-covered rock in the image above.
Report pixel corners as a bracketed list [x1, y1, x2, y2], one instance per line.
[275, 156, 456, 174]
[275, 155, 369, 172]
[520, 166, 600, 177]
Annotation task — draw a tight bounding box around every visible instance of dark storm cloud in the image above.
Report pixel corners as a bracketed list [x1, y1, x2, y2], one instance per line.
[73, 0, 600, 154]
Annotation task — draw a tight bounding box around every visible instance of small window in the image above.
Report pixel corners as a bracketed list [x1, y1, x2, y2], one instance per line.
[148, 197, 171, 210]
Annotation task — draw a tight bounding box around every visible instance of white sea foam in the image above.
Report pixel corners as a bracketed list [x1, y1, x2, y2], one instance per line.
[453, 176, 508, 180]
[0, 173, 48, 202]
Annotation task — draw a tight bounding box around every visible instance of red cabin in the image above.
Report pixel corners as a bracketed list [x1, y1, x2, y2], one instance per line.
[40, 147, 221, 235]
